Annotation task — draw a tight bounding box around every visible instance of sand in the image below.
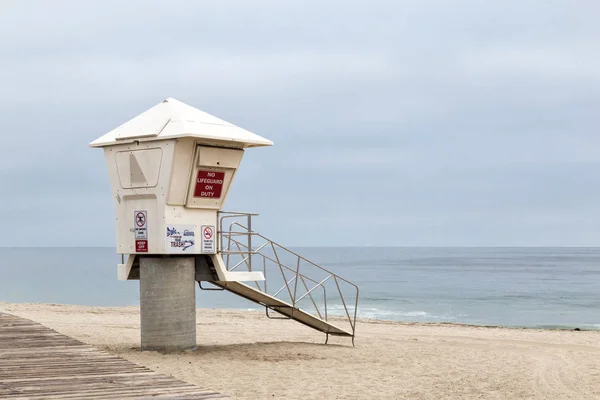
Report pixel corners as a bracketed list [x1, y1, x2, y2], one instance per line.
[1, 303, 599, 399]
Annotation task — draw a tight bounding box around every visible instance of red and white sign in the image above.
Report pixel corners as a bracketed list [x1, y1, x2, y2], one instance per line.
[194, 170, 225, 198]
[134, 210, 147, 239]
[136, 239, 148, 253]
[201, 225, 215, 254]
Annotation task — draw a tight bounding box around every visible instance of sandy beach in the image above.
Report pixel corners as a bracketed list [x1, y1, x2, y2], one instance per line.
[1, 303, 599, 399]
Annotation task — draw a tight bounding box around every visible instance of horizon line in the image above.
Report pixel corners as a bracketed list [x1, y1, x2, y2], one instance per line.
[1, 245, 599, 249]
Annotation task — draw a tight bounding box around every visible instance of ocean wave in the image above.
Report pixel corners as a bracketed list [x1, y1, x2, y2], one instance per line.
[325, 304, 463, 321]
[236, 305, 597, 330]
[400, 311, 426, 316]
[581, 324, 600, 330]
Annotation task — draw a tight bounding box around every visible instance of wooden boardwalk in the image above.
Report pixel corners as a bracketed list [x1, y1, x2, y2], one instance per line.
[0, 312, 225, 399]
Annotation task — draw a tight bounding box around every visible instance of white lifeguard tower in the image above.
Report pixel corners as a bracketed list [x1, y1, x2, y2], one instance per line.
[91, 98, 358, 351]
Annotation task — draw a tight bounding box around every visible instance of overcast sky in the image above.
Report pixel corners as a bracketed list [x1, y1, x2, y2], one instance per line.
[1, 0, 599, 247]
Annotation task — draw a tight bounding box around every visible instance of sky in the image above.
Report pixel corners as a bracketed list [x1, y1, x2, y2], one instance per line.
[1, 0, 600, 247]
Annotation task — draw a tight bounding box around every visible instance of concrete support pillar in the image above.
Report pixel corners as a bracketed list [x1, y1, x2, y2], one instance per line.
[139, 257, 196, 352]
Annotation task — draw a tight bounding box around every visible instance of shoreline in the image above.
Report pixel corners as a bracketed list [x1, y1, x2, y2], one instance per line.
[1, 302, 599, 399]
[1, 301, 597, 332]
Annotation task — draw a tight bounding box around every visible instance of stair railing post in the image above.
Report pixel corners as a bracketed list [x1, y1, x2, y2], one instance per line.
[263, 256, 267, 293]
[217, 211, 221, 253]
[247, 214, 252, 272]
[292, 257, 301, 315]
[324, 288, 328, 321]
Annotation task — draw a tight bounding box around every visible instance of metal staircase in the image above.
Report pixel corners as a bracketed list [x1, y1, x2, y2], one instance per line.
[199, 212, 359, 345]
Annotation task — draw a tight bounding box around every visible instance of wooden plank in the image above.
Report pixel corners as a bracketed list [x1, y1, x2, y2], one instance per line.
[0, 367, 151, 379]
[1, 371, 157, 383]
[0, 357, 120, 366]
[0, 346, 108, 356]
[0, 360, 136, 368]
[0, 356, 138, 365]
[0, 312, 226, 399]
[3, 384, 218, 397]
[6, 388, 223, 400]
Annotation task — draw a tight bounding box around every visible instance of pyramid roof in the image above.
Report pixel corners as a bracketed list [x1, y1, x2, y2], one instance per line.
[90, 98, 273, 148]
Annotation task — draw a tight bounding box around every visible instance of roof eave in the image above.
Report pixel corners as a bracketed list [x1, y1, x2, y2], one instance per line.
[89, 135, 273, 149]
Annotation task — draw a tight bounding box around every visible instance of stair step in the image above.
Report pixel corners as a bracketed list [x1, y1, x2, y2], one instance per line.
[212, 281, 353, 337]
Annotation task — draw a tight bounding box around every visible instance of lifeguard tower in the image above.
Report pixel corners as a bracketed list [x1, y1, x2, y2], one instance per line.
[90, 98, 358, 351]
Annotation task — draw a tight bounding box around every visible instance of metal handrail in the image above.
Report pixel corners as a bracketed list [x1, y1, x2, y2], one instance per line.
[224, 231, 325, 288]
[225, 230, 326, 307]
[217, 212, 359, 341]
[225, 232, 331, 325]
[219, 212, 258, 273]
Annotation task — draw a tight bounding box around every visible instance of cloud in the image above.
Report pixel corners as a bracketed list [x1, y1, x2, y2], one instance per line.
[1, 0, 599, 246]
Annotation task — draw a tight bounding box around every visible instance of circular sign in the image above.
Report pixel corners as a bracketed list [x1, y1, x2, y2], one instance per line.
[203, 227, 213, 240]
[135, 212, 146, 227]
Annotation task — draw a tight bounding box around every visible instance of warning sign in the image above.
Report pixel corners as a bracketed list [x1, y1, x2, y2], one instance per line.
[134, 210, 147, 239]
[166, 224, 195, 253]
[194, 170, 225, 198]
[135, 239, 148, 253]
[201, 225, 215, 254]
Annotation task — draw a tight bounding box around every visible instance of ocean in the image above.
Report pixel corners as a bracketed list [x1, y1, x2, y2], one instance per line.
[1, 247, 598, 330]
